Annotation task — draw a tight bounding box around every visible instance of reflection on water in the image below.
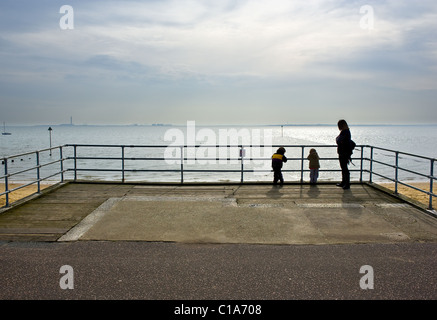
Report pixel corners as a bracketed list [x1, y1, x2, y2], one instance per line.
[1, 124, 436, 183]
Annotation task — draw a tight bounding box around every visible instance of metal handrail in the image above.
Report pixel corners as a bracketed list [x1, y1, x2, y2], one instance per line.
[1, 146, 66, 207]
[1, 144, 436, 210]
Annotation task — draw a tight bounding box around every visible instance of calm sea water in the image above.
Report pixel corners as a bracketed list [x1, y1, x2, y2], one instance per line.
[1, 124, 436, 183]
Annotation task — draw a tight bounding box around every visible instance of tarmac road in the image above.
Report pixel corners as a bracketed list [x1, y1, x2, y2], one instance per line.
[1, 241, 436, 301]
[1, 183, 437, 317]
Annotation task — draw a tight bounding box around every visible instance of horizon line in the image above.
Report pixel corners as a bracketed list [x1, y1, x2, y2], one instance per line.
[4, 122, 437, 127]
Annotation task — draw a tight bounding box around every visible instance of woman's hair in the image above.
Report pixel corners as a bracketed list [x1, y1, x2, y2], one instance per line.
[276, 147, 286, 155]
[337, 119, 349, 130]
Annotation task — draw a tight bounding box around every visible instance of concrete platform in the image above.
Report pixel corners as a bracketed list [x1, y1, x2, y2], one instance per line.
[1, 182, 437, 244]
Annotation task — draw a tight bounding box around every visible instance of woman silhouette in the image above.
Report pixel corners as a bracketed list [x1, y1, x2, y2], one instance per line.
[336, 119, 353, 189]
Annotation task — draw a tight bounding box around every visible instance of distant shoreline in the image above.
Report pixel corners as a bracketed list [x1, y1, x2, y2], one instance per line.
[3, 123, 437, 128]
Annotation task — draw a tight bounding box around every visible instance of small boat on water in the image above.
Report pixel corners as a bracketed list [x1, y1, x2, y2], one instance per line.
[2, 122, 11, 135]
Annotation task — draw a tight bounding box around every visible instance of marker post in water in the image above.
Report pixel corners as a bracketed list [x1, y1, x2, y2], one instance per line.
[48, 127, 53, 156]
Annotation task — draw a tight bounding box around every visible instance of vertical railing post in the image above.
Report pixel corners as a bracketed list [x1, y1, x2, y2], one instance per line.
[240, 146, 244, 184]
[429, 159, 434, 210]
[60, 146, 64, 183]
[369, 147, 374, 183]
[394, 151, 399, 194]
[300, 146, 304, 183]
[36, 151, 41, 193]
[74, 145, 77, 181]
[180, 146, 184, 184]
[359, 146, 364, 183]
[4, 158, 9, 207]
[121, 146, 125, 183]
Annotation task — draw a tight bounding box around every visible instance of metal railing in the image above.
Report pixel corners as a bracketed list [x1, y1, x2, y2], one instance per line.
[1, 144, 436, 210]
[367, 146, 436, 210]
[1, 146, 67, 208]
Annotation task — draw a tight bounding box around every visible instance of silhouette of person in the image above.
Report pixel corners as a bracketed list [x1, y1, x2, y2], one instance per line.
[336, 119, 352, 189]
[272, 147, 287, 186]
[307, 148, 320, 184]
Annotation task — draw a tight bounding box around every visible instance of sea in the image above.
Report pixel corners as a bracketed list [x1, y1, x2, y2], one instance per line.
[1, 124, 437, 184]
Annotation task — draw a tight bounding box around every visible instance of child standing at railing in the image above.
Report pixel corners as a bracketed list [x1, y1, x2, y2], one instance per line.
[272, 147, 287, 186]
[307, 148, 320, 184]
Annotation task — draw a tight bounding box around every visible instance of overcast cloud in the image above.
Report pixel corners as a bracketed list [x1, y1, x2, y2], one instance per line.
[0, 0, 436, 125]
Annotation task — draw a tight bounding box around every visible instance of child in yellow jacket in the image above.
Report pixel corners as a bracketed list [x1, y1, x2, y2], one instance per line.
[272, 147, 287, 185]
[307, 148, 320, 184]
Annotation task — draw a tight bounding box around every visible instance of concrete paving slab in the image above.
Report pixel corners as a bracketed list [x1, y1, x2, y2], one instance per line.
[1, 182, 437, 244]
[371, 206, 437, 241]
[303, 207, 405, 243]
[77, 197, 326, 244]
[58, 183, 437, 244]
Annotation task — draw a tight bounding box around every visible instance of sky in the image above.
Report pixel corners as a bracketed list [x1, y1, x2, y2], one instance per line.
[0, 0, 437, 126]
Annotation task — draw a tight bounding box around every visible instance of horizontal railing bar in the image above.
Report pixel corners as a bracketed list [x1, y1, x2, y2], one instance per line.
[65, 144, 345, 148]
[0, 171, 65, 197]
[0, 180, 38, 195]
[371, 161, 431, 179]
[70, 168, 363, 173]
[68, 156, 355, 162]
[2, 146, 66, 160]
[39, 171, 65, 182]
[370, 145, 437, 161]
[396, 167, 431, 179]
[370, 171, 396, 182]
[38, 158, 64, 169]
[70, 157, 124, 161]
[371, 159, 397, 168]
[0, 158, 67, 180]
[397, 180, 434, 197]
[1, 166, 37, 178]
[72, 168, 183, 173]
[38, 143, 436, 162]
[370, 159, 432, 180]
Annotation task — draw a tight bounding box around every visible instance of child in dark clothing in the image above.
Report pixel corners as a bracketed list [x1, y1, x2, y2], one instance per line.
[307, 148, 320, 184]
[271, 147, 287, 185]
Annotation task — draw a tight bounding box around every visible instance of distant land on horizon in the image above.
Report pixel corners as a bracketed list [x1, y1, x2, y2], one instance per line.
[9, 122, 437, 128]
[3, 120, 437, 128]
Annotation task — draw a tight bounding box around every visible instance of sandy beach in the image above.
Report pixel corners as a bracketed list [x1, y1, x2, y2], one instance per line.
[378, 181, 434, 207]
[1, 183, 52, 207]
[1, 181, 434, 208]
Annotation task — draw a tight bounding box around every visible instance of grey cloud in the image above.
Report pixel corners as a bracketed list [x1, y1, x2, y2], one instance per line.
[1, 0, 437, 125]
